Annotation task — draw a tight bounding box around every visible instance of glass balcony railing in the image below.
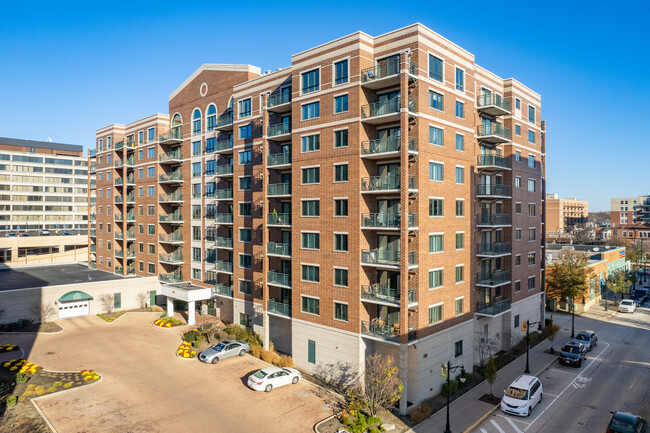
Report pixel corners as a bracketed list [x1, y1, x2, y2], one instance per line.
[361, 175, 417, 192]
[215, 213, 233, 223]
[361, 213, 416, 228]
[360, 59, 417, 82]
[114, 213, 123, 222]
[267, 300, 291, 317]
[477, 155, 511, 169]
[361, 249, 417, 266]
[159, 212, 183, 222]
[268, 123, 291, 137]
[361, 97, 416, 119]
[159, 192, 183, 202]
[477, 184, 511, 197]
[214, 283, 233, 297]
[476, 270, 511, 286]
[159, 171, 183, 183]
[215, 260, 233, 273]
[477, 93, 511, 113]
[361, 321, 398, 340]
[89, 149, 97, 157]
[361, 137, 417, 155]
[477, 213, 512, 226]
[159, 253, 183, 264]
[267, 152, 291, 166]
[477, 123, 511, 141]
[159, 233, 184, 243]
[267, 271, 291, 287]
[476, 299, 511, 316]
[89, 245, 96, 253]
[89, 260, 97, 269]
[268, 183, 291, 196]
[268, 91, 291, 108]
[267, 213, 290, 225]
[159, 150, 184, 162]
[361, 284, 416, 304]
[267, 242, 290, 256]
[215, 137, 233, 152]
[476, 242, 511, 256]
[215, 236, 233, 248]
[216, 113, 234, 127]
[215, 189, 233, 199]
[89, 229, 96, 237]
[159, 272, 183, 284]
[215, 164, 233, 176]
[159, 128, 183, 143]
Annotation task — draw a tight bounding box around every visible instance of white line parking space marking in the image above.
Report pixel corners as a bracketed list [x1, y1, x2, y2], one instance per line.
[490, 419, 507, 433]
[480, 429, 488, 433]
[497, 414, 529, 425]
[505, 416, 525, 433]
[523, 341, 610, 432]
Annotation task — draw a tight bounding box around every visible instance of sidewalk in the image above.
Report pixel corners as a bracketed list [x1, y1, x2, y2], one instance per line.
[410, 313, 574, 433]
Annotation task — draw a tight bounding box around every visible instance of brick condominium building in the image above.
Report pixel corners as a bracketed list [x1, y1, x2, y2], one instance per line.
[89, 23, 545, 411]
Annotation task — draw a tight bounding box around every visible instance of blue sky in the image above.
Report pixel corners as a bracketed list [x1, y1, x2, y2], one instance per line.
[1, 1, 648, 211]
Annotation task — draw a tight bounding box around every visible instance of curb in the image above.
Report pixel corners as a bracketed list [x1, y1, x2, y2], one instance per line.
[31, 398, 58, 433]
[314, 414, 337, 433]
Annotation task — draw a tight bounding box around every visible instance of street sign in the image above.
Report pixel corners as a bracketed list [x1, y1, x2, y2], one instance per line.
[441, 363, 447, 378]
[521, 321, 528, 332]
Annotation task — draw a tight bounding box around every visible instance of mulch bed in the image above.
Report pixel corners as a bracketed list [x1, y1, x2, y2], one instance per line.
[478, 394, 501, 405]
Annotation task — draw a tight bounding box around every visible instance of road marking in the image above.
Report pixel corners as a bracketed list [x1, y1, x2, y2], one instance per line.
[505, 416, 525, 433]
[497, 414, 529, 425]
[543, 393, 558, 397]
[629, 379, 636, 391]
[550, 368, 578, 375]
[523, 341, 610, 431]
[490, 419, 507, 433]
[480, 429, 488, 433]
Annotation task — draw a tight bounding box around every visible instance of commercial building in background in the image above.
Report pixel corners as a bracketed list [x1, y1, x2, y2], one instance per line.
[89, 23, 545, 411]
[545, 194, 588, 235]
[611, 195, 650, 227]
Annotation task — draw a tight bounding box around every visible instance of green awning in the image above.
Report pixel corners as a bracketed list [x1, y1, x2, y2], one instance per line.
[59, 291, 93, 302]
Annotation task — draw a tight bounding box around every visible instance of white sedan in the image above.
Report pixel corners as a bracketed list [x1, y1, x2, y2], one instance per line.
[247, 366, 301, 392]
[618, 299, 636, 313]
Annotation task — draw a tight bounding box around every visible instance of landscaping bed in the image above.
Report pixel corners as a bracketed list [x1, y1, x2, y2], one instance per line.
[153, 316, 183, 328]
[0, 344, 19, 353]
[97, 312, 126, 323]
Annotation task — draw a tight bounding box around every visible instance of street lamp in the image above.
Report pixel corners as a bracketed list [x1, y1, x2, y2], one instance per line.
[523, 320, 543, 374]
[442, 361, 466, 433]
[570, 296, 576, 338]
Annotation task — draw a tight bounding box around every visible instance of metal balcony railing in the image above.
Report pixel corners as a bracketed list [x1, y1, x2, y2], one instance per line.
[215, 213, 233, 223]
[361, 285, 416, 304]
[477, 155, 511, 169]
[267, 242, 290, 256]
[361, 59, 417, 82]
[268, 123, 291, 137]
[477, 213, 512, 226]
[361, 249, 417, 266]
[476, 242, 511, 256]
[267, 152, 291, 166]
[267, 213, 291, 225]
[361, 213, 416, 228]
[267, 300, 291, 317]
[361, 175, 416, 192]
[361, 137, 417, 155]
[476, 299, 511, 316]
[267, 271, 291, 287]
[476, 270, 511, 286]
[477, 93, 511, 113]
[267, 183, 291, 196]
[477, 184, 511, 197]
[477, 123, 511, 141]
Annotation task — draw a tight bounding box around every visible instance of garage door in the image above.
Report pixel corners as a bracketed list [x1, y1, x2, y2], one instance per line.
[58, 301, 89, 319]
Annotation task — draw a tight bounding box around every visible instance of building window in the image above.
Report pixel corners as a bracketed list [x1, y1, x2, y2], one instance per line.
[515, 203, 522, 214]
[302, 200, 320, 216]
[301, 232, 319, 250]
[239, 254, 252, 269]
[308, 340, 316, 364]
[455, 298, 464, 316]
[138, 149, 144, 160]
[239, 280, 252, 295]
[239, 313, 251, 328]
[429, 90, 443, 111]
[429, 198, 443, 216]
[334, 302, 348, 321]
[205, 137, 215, 153]
[528, 130, 535, 144]
[334, 233, 348, 251]
[239, 124, 252, 139]
[455, 167, 464, 184]
[301, 167, 320, 184]
[147, 244, 155, 254]
[429, 303, 443, 324]
[148, 224, 155, 235]
[207, 105, 216, 131]
[455, 101, 464, 118]
[301, 265, 319, 282]
[515, 150, 521, 161]
[192, 226, 201, 241]
[192, 141, 201, 156]
[239, 202, 251, 216]
[192, 248, 201, 262]
[454, 340, 463, 357]
[204, 160, 215, 176]
[191, 162, 201, 177]
[529, 228, 536, 240]
[239, 176, 252, 191]
[147, 205, 155, 216]
[429, 269, 443, 289]
[429, 234, 443, 253]
[238, 98, 252, 118]
[456, 232, 464, 249]
[239, 228, 252, 242]
[456, 199, 464, 216]
[528, 155, 535, 168]
[239, 150, 252, 165]
[515, 124, 521, 135]
[334, 130, 348, 148]
[334, 199, 348, 217]
[302, 296, 320, 315]
[429, 54, 443, 82]
[302, 69, 320, 94]
[528, 105, 535, 123]
[334, 95, 348, 113]
[334, 59, 349, 85]
[148, 263, 155, 274]
[515, 281, 521, 293]
[429, 162, 443, 181]
[139, 261, 144, 271]
[515, 255, 521, 266]
[455, 265, 464, 282]
[147, 147, 155, 158]
[455, 134, 464, 151]
[301, 101, 320, 120]
[334, 164, 348, 182]
[138, 224, 143, 234]
[516, 228, 522, 240]
[528, 252, 536, 265]
[515, 177, 521, 188]
[528, 179, 536, 192]
[302, 134, 320, 152]
[429, 126, 443, 146]
[455, 68, 464, 91]
[528, 276, 536, 290]
[514, 314, 520, 329]
[334, 268, 348, 287]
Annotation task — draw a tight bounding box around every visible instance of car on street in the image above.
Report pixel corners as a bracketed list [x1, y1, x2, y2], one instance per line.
[62, 232, 73, 236]
[559, 342, 587, 367]
[40, 229, 50, 236]
[571, 330, 598, 351]
[247, 366, 301, 392]
[18, 232, 30, 237]
[198, 340, 250, 364]
[618, 299, 636, 313]
[630, 295, 643, 307]
[6, 233, 18, 237]
[633, 289, 648, 303]
[607, 411, 647, 433]
[500, 375, 543, 417]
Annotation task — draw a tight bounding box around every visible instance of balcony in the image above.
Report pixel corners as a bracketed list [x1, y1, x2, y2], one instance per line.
[89, 164, 96, 174]
[114, 249, 124, 259]
[126, 194, 135, 204]
[361, 137, 417, 159]
[90, 197, 96, 205]
[114, 266, 123, 275]
[215, 189, 233, 200]
[360, 59, 417, 89]
[159, 233, 184, 244]
[114, 213, 124, 222]
[215, 137, 233, 153]
[267, 152, 291, 169]
[361, 213, 417, 230]
[267, 300, 291, 318]
[114, 231, 124, 240]
[215, 260, 233, 273]
[214, 164, 233, 177]
[267, 213, 291, 226]
[89, 149, 97, 157]
[125, 156, 135, 168]
[114, 159, 124, 168]
[115, 177, 124, 187]
[476, 270, 511, 287]
[361, 285, 417, 306]
[267, 183, 291, 197]
[215, 213, 233, 224]
[267, 242, 290, 257]
[115, 140, 124, 150]
[159, 150, 184, 165]
[160, 272, 184, 284]
[159, 212, 184, 224]
[476, 298, 511, 317]
[215, 236, 233, 248]
[361, 97, 417, 124]
[215, 112, 234, 131]
[361, 321, 417, 342]
[89, 213, 96, 220]
[476, 184, 511, 199]
[477, 93, 511, 117]
[267, 91, 292, 113]
[89, 245, 96, 253]
[361, 175, 416, 193]
[214, 283, 233, 298]
[89, 260, 96, 269]
[126, 175, 135, 185]
[267, 271, 291, 288]
[477, 123, 511, 144]
[126, 230, 135, 240]
[267, 122, 291, 140]
[159, 171, 184, 184]
[125, 211, 135, 221]
[477, 213, 512, 227]
[126, 265, 135, 275]
[159, 253, 184, 265]
[89, 181, 96, 190]
[159, 192, 183, 204]
[361, 249, 417, 268]
[89, 229, 96, 237]
[159, 128, 183, 145]
[476, 242, 511, 257]
[477, 155, 511, 171]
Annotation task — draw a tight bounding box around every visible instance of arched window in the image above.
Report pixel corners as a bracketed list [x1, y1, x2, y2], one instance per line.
[227, 96, 234, 111]
[172, 113, 182, 127]
[206, 104, 217, 131]
[192, 109, 202, 135]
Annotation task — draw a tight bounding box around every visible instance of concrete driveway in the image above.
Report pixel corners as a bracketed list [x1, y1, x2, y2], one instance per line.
[2, 313, 339, 433]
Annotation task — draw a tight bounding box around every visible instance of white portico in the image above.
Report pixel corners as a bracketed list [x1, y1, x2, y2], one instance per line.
[160, 283, 212, 326]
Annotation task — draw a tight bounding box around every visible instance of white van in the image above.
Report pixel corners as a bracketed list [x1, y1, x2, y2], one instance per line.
[501, 375, 543, 416]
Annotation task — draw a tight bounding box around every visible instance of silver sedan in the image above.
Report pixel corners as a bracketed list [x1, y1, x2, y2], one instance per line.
[198, 340, 250, 364]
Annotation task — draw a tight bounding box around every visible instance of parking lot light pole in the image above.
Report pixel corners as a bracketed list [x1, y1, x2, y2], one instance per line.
[571, 296, 575, 338]
[443, 361, 465, 433]
[524, 320, 543, 374]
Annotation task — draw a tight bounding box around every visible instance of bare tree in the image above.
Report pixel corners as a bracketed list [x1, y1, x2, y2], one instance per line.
[349, 353, 403, 417]
[99, 294, 115, 314]
[136, 292, 148, 310]
[475, 332, 500, 367]
[30, 302, 57, 324]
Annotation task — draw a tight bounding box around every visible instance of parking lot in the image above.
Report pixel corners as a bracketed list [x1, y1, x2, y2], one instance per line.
[1, 314, 340, 433]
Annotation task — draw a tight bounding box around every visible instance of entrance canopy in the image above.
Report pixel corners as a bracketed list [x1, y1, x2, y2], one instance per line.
[160, 282, 212, 302]
[59, 290, 93, 302]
